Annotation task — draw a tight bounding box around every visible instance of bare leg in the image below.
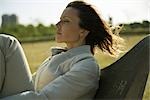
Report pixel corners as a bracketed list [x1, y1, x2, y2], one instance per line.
[0, 34, 34, 97]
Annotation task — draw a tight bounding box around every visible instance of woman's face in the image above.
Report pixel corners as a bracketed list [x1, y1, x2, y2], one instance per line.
[55, 7, 88, 47]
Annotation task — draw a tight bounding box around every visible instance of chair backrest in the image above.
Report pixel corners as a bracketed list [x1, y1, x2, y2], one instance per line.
[94, 35, 149, 100]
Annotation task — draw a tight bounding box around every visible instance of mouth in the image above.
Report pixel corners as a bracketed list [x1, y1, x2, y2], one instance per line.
[57, 32, 62, 35]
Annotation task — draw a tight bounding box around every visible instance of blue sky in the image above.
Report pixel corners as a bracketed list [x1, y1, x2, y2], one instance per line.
[0, 0, 149, 26]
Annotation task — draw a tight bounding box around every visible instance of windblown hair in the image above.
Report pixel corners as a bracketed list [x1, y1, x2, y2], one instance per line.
[66, 1, 124, 57]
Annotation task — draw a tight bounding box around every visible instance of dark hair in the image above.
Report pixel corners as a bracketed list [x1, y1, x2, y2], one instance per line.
[66, 1, 124, 56]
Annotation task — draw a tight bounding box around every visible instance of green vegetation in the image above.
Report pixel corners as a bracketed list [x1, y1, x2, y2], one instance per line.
[0, 23, 56, 42]
[0, 20, 149, 42]
[121, 21, 150, 35]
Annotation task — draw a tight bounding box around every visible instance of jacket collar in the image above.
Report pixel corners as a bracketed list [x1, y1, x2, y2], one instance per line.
[51, 45, 92, 56]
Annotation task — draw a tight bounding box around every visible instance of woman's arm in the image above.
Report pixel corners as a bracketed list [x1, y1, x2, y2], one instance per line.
[40, 58, 99, 99]
[0, 58, 99, 100]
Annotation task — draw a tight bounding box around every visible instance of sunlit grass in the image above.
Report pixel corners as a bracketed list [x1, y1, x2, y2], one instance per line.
[22, 41, 65, 73]
[22, 35, 149, 100]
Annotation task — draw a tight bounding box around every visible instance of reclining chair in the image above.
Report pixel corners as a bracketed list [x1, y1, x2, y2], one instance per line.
[94, 35, 149, 100]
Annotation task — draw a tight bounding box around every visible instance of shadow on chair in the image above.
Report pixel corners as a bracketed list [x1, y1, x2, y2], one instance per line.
[94, 35, 150, 100]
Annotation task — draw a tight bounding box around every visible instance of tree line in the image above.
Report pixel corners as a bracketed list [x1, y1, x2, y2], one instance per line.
[121, 20, 149, 35]
[0, 23, 56, 42]
[0, 20, 149, 42]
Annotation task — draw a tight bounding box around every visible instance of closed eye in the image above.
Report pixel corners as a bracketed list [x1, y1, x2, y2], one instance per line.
[62, 20, 70, 23]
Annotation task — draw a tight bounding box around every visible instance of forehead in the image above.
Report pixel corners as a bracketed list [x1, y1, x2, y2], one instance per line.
[61, 7, 79, 19]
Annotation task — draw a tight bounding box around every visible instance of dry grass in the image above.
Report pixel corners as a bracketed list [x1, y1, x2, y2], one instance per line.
[22, 41, 65, 73]
[22, 35, 149, 100]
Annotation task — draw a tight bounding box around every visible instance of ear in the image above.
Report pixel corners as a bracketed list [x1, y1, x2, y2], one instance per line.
[80, 29, 89, 38]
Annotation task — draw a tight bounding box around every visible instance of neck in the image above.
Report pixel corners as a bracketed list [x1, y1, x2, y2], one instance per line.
[66, 41, 86, 50]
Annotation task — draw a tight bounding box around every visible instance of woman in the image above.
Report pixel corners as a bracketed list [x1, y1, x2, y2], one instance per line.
[0, 1, 123, 100]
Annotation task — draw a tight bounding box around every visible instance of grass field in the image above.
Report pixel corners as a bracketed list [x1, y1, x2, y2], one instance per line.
[22, 35, 149, 100]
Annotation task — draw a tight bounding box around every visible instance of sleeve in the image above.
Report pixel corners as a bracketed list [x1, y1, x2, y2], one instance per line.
[0, 58, 99, 100]
[0, 91, 48, 100]
[40, 58, 99, 99]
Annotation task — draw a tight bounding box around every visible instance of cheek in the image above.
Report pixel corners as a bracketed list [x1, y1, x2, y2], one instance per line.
[62, 26, 80, 40]
[56, 23, 82, 43]
[64, 33, 80, 41]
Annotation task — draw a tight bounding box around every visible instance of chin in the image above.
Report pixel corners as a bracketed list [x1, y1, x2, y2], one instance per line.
[55, 37, 60, 42]
[55, 39, 63, 43]
[56, 41, 62, 43]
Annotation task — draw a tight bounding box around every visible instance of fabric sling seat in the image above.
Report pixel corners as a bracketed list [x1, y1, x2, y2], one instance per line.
[94, 35, 149, 100]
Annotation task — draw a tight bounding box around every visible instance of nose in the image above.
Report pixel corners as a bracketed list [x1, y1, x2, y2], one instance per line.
[56, 21, 61, 28]
[56, 21, 61, 32]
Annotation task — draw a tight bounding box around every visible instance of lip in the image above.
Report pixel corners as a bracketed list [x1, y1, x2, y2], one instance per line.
[57, 32, 62, 35]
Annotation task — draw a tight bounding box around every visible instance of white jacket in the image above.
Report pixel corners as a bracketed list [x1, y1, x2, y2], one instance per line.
[1, 45, 100, 100]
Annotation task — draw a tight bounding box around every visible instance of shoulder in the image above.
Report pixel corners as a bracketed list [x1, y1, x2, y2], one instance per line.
[73, 53, 97, 65]
[71, 53, 99, 73]
[59, 53, 99, 74]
